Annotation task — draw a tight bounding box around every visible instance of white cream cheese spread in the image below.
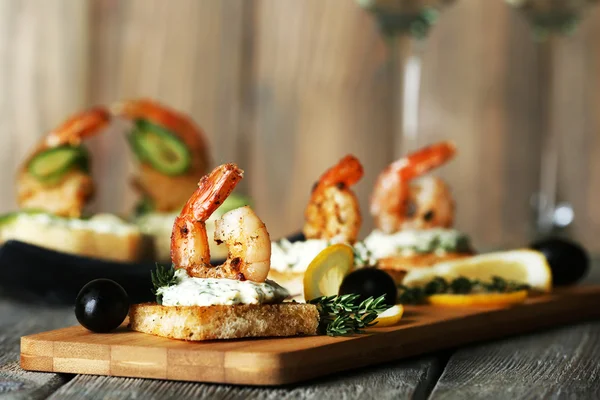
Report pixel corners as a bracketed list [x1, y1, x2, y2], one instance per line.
[158, 269, 290, 306]
[270, 238, 375, 274]
[2, 212, 139, 236]
[363, 228, 471, 259]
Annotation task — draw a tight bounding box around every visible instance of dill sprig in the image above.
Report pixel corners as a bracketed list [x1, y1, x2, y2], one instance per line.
[309, 294, 391, 336]
[397, 276, 530, 305]
[151, 264, 177, 304]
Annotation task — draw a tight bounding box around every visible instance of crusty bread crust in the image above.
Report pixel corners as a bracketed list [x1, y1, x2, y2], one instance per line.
[129, 302, 319, 341]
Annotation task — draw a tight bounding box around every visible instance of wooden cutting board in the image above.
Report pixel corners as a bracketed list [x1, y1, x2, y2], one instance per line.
[20, 285, 600, 386]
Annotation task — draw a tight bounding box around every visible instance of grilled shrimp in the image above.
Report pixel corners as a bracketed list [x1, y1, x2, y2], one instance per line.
[45, 107, 110, 147]
[16, 107, 111, 218]
[370, 141, 456, 234]
[111, 98, 211, 212]
[171, 163, 271, 282]
[303, 155, 364, 244]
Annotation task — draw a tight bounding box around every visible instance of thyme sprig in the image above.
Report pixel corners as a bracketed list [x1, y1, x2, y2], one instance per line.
[151, 264, 178, 304]
[309, 294, 391, 336]
[397, 276, 530, 305]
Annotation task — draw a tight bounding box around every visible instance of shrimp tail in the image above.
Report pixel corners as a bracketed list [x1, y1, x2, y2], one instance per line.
[186, 163, 244, 221]
[396, 141, 456, 180]
[46, 107, 111, 147]
[312, 155, 364, 195]
[170, 163, 244, 271]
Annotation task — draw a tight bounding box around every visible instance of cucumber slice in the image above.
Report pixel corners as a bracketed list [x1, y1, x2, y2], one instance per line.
[128, 119, 192, 176]
[28, 145, 90, 184]
[0, 212, 18, 226]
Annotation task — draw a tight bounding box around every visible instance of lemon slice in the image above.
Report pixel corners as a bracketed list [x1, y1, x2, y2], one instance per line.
[372, 304, 404, 327]
[428, 290, 528, 307]
[403, 250, 552, 292]
[303, 244, 354, 302]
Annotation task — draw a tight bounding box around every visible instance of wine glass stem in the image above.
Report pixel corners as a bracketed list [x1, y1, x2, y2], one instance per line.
[536, 35, 559, 236]
[389, 34, 426, 158]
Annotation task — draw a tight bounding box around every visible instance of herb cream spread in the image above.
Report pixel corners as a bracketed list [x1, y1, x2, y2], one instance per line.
[158, 269, 290, 306]
[364, 228, 471, 259]
[270, 239, 374, 273]
[0, 212, 139, 236]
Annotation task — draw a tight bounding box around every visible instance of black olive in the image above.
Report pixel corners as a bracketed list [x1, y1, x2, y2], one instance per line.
[339, 268, 397, 306]
[531, 237, 589, 286]
[75, 279, 130, 333]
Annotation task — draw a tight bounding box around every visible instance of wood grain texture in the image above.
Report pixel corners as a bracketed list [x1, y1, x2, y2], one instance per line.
[20, 286, 600, 386]
[418, 0, 541, 250]
[0, 0, 89, 213]
[47, 356, 441, 400]
[0, 0, 599, 254]
[552, 6, 600, 253]
[2, 257, 600, 397]
[248, 0, 393, 239]
[86, 0, 247, 215]
[429, 321, 600, 399]
[0, 298, 74, 399]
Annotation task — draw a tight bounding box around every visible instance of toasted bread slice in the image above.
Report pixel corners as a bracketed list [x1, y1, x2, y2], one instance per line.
[378, 252, 474, 284]
[0, 212, 149, 262]
[129, 302, 319, 341]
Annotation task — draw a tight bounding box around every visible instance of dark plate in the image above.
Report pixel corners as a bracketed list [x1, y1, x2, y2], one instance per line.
[0, 232, 305, 305]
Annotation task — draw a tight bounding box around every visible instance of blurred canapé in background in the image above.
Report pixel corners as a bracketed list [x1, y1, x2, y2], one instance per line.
[0, 0, 599, 254]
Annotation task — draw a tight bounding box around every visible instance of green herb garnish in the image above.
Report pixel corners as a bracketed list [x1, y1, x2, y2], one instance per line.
[397, 286, 427, 305]
[309, 294, 391, 336]
[352, 242, 374, 266]
[450, 277, 473, 294]
[398, 276, 530, 305]
[397, 230, 473, 254]
[151, 264, 177, 305]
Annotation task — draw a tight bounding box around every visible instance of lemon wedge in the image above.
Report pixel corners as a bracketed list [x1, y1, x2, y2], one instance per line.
[428, 290, 528, 307]
[373, 304, 404, 327]
[303, 243, 354, 302]
[403, 250, 552, 292]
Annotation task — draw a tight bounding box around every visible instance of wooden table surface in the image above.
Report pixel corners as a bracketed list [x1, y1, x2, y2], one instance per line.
[3, 267, 600, 399]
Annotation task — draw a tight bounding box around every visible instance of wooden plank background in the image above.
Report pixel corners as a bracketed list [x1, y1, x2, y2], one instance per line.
[1, 0, 598, 253]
